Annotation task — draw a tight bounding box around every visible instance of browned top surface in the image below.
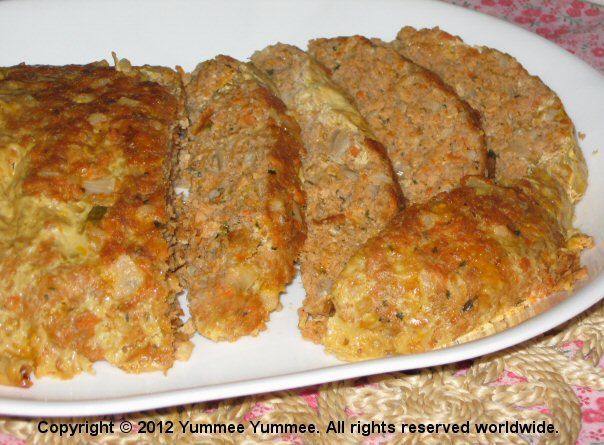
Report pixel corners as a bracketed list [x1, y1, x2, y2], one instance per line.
[323, 177, 585, 360]
[0, 63, 184, 387]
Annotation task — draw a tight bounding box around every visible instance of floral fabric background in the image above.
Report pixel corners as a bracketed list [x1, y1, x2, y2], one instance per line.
[441, 0, 604, 72]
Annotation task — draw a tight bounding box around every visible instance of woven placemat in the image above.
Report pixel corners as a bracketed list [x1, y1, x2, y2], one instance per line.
[1, 299, 602, 444]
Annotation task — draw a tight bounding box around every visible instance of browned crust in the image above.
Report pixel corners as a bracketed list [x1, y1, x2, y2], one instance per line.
[323, 177, 587, 360]
[0, 62, 186, 386]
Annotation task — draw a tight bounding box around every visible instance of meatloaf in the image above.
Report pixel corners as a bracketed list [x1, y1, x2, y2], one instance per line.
[317, 29, 592, 360]
[251, 44, 404, 341]
[308, 36, 488, 203]
[322, 177, 588, 360]
[174, 56, 306, 342]
[393, 27, 587, 207]
[0, 62, 189, 387]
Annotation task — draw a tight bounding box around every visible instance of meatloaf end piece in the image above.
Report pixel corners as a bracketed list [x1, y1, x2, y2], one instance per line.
[322, 177, 587, 360]
[0, 61, 188, 387]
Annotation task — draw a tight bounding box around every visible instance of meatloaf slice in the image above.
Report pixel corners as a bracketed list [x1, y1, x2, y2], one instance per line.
[309, 36, 488, 203]
[393, 27, 587, 208]
[251, 44, 403, 342]
[174, 56, 306, 342]
[322, 177, 587, 360]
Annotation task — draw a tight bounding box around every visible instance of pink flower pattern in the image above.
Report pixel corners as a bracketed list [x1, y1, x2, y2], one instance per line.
[298, 385, 320, 412]
[574, 387, 604, 444]
[490, 370, 529, 386]
[243, 402, 273, 421]
[0, 434, 25, 445]
[443, 0, 604, 72]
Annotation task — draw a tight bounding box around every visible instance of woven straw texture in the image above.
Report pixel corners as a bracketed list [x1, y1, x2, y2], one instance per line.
[0, 300, 602, 444]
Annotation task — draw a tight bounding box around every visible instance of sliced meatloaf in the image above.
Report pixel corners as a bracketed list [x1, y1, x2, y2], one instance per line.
[393, 27, 587, 208]
[252, 44, 403, 341]
[309, 35, 488, 203]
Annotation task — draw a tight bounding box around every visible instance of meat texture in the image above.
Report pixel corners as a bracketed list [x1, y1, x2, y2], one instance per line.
[393, 27, 587, 209]
[314, 29, 592, 360]
[174, 56, 306, 342]
[251, 44, 403, 341]
[309, 35, 488, 203]
[323, 177, 588, 360]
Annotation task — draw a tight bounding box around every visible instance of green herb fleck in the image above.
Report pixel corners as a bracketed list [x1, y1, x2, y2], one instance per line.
[396, 312, 404, 320]
[87, 205, 108, 222]
[487, 149, 498, 159]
